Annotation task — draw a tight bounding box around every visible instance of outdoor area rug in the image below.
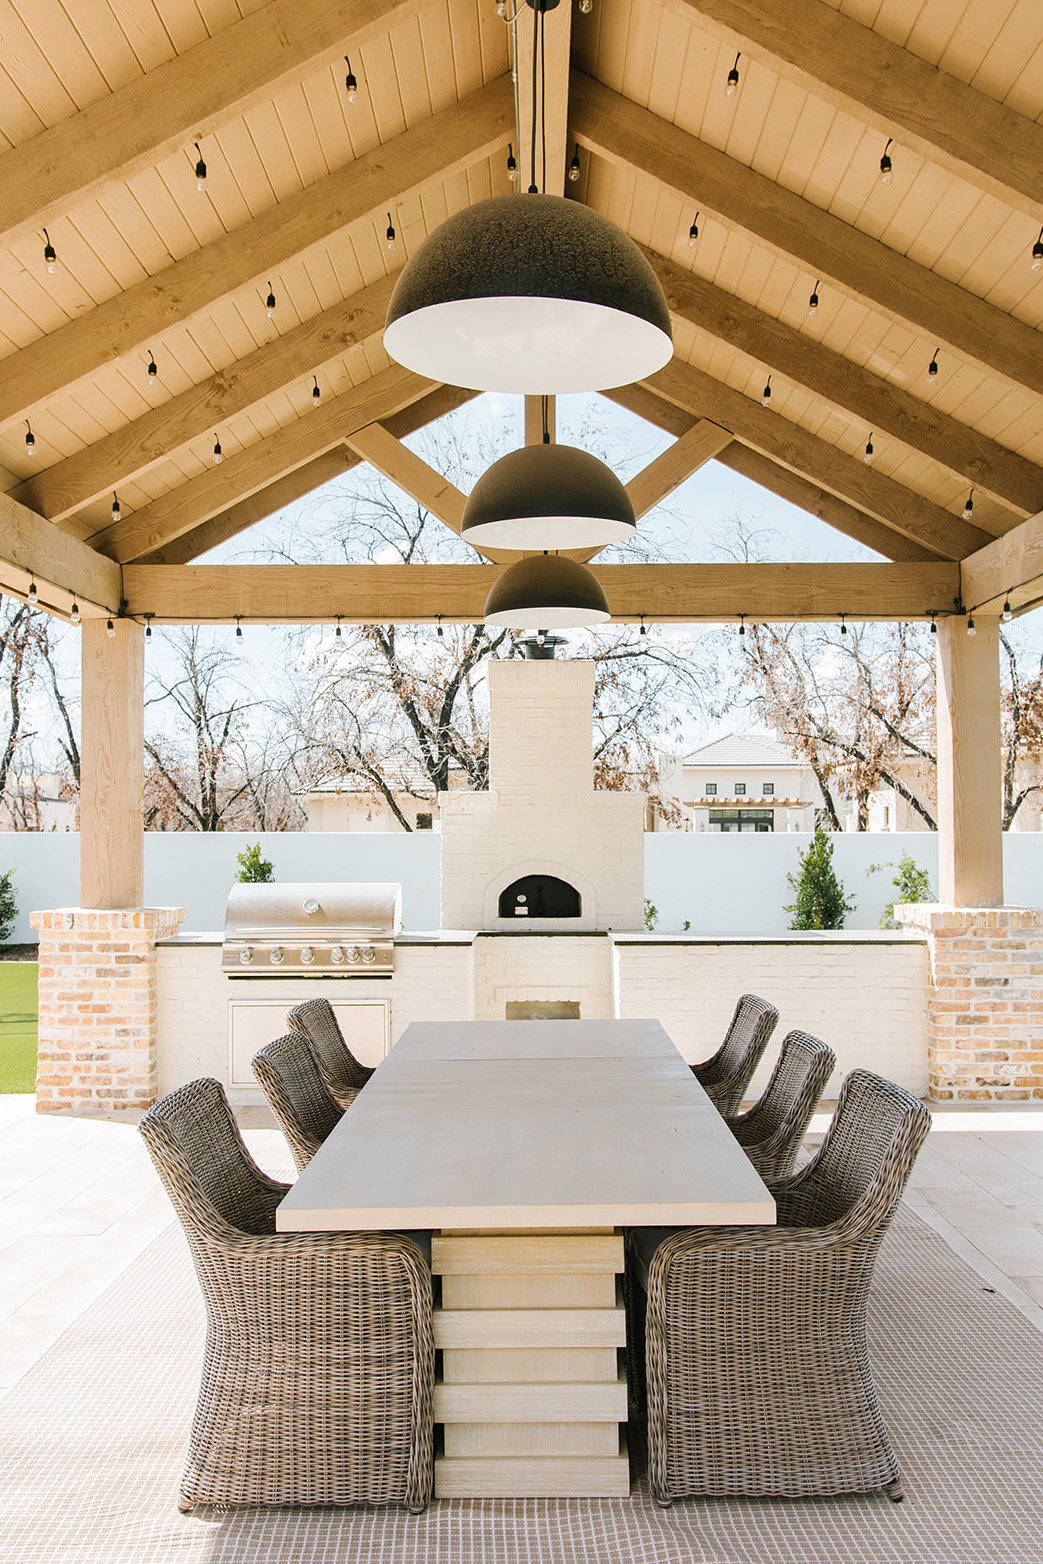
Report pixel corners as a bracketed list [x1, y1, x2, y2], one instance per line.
[1, 1206, 1041, 1564]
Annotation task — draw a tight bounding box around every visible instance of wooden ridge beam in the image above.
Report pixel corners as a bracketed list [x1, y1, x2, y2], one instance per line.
[604, 383, 942, 563]
[122, 560, 959, 624]
[516, 0, 573, 196]
[961, 510, 1043, 617]
[643, 357, 992, 559]
[12, 278, 395, 523]
[625, 419, 733, 518]
[676, 0, 1043, 225]
[645, 246, 1042, 520]
[0, 0, 425, 255]
[0, 491, 120, 618]
[571, 72, 1043, 402]
[89, 365, 435, 563]
[0, 76, 513, 431]
[140, 386, 479, 564]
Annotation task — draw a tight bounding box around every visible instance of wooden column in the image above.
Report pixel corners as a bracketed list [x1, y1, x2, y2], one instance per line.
[935, 617, 1003, 906]
[80, 618, 145, 908]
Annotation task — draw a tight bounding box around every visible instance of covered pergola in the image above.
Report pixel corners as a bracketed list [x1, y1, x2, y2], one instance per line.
[2, 0, 1042, 1106]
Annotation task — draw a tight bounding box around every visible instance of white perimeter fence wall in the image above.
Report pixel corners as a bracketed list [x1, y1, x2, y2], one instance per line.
[0, 830, 1041, 942]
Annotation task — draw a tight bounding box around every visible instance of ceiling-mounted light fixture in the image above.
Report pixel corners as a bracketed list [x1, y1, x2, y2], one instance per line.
[568, 145, 581, 183]
[111, 492, 121, 523]
[386, 213, 397, 252]
[42, 229, 57, 274]
[147, 350, 158, 383]
[688, 213, 700, 249]
[484, 554, 611, 629]
[344, 56, 358, 103]
[193, 143, 207, 191]
[507, 143, 517, 183]
[864, 432, 875, 464]
[927, 348, 939, 382]
[879, 138, 893, 184]
[725, 52, 741, 97]
[265, 283, 276, 318]
[760, 375, 772, 406]
[24, 421, 35, 455]
[462, 443, 637, 550]
[311, 376, 321, 407]
[807, 281, 820, 316]
[962, 489, 974, 520]
[213, 434, 223, 465]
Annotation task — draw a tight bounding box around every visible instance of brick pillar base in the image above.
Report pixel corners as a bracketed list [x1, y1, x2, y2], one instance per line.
[30, 907, 185, 1116]
[896, 904, 1043, 1101]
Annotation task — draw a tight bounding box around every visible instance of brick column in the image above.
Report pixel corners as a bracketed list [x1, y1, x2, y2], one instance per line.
[31, 907, 185, 1115]
[896, 904, 1043, 1101]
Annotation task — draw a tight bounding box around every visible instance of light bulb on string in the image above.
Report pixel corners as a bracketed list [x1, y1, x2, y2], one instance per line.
[111, 493, 121, 523]
[879, 138, 893, 184]
[688, 212, 700, 248]
[496, 0, 507, 15]
[927, 349, 939, 382]
[738, 614, 746, 638]
[265, 284, 276, 319]
[24, 421, 35, 455]
[967, 615, 976, 637]
[760, 375, 772, 406]
[864, 433, 875, 464]
[147, 350, 158, 385]
[344, 57, 358, 103]
[962, 489, 974, 520]
[1003, 597, 1014, 622]
[568, 146, 581, 183]
[193, 143, 207, 191]
[507, 143, 517, 183]
[639, 614, 647, 636]
[928, 612, 938, 636]
[69, 603, 80, 626]
[235, 616, 243, 640]
[386, 213, 396, 252]
[578, 0, 592, 13]
[144, 615, 153, 641]
[335, 615, 343, 639]
[105, 619, 116, 639]
[42, 229, 57, 274]
[311, 376, 321, 407]
[807, 280, 820, 316]
[27, 579, 37, 605]
[725, 52, 740, 97]
[213, 434, 222, 465]
[1032, 227, 1043, 272]
[436, 615, 444, 638]
[840, 612, 848, 636]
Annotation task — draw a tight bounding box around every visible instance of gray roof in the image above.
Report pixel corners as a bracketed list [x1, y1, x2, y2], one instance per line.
[682, 733, 804, 769]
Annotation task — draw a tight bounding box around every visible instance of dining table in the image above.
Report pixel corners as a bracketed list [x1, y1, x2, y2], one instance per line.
[277, 1016, 775, 1499]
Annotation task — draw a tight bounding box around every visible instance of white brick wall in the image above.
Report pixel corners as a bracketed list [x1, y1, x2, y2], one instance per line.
[612, 936, 929, 1097]
[472, 935, 615, 1020]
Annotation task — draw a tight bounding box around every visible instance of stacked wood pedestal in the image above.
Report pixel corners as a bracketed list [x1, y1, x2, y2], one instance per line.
[432, 1230, 630, 1498]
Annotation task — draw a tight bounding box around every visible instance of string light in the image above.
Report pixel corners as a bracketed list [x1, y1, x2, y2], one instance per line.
[1002, 597, 1014, 622]
[840, 612, 848, 635]
[27, 579, 37, 605]
[927, 348, 939, 382]
[568, 146, 581, 183]
[69, 603, 80, 626]
[807, 280, 820, 316]
[106, 619, 116, 639]
[235, 616, 243, 640]
[265, 283, 276, 319]
[147, 350, 158, 384]
[144, 614, 153, 641]
[962, 489, 974, 520]
[864, 433, 875, 464]
[507, 143, 517, 183]
[738, 613, 746, 638]
[111, 493, 121, 523]
[435, 614, 444, 638]
[578, 0, 592, 13]
[928, 611, 938, 636]
[24, 421, 35, 455]
[688, 212, 700, 248]
[213, 434, 222, 465]
[193, 143, 207, 191]
[496, 0, 507, 15]
[311, 376, 321, 407]
[639, 614, 647, 636]
[1032, 227, 1043, 272]
[42, 229, 57, 274]
[725, 52, 741, 97]
[386, 212, 396, 252]
[966, 614, 976, 637]
[335, 615, 343, 639]
[879, 138, 893, 184]
[344, 57, 358, 103]
[760, 375, 772, 406]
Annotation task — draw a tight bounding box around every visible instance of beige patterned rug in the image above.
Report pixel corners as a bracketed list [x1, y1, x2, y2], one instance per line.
[1, 1208, 1041, 1564]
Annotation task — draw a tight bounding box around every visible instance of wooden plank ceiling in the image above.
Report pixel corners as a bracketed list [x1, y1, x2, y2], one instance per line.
[3, 0, 1043, 621]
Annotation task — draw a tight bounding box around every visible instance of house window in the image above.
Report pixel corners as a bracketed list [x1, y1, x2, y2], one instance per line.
[709, 809, 774, 833]
[415, 812, 433, 830]
[705, 783, 717, 796]
[763, 783, 774, 796]
[734, 783, 746, 796]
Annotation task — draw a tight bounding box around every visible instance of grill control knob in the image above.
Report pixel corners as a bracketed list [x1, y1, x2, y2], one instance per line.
[238, 946, 253, 965]
[302, 897, 320, 915]
[346, 945, 362, 964]
[300, 946, 315, 964]
[330, 946, 345, 964]
[270, 946, 284, 965]
[362, 946, 376, 964]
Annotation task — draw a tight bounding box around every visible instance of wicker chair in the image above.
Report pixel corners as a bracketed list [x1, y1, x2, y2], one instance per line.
[636, 1069, 930, 1505]
[691, 992, 779, 1116]
[252, 1032, 344, 1172]
[287, 996, 374, 1110]
[727, 1029, 836, 1180]
[139, 1077, 434, 1513]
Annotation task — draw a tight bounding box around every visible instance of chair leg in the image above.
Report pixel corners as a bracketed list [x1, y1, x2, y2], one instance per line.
[885, 1479, 905, 1503]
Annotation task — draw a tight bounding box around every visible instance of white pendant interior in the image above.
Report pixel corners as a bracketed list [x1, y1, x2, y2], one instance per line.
[484, 602, 612, 629]
[464, 513, 635, 549]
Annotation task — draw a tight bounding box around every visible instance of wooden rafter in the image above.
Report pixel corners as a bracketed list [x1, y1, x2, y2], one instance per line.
[645, 247, 1043, 521]
[0, 0, 427, 255]
[89, 366, 436, 563]
[515, 0, 573, 197]
[962, 510, 1043, 617]
[604, 383, 943, 563]
[12, 279, 395, 524]
[571, 71, 1043, 401]
[625, 420, 733, 519]
[121, 560, 958, 624]
[0, 492, 121, 618]
[677, 0, 1043, 225]
[0, 76, 513, 431]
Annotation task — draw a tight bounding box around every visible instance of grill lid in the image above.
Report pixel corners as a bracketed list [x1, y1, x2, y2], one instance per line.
[224, 882, 402, 940]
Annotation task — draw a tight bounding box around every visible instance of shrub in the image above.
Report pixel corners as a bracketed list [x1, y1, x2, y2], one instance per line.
[644, 898, 658, 932]
[785, 828, 855, 930]
[875, 852, 933, 930]
[236, 844, 275, 884]
[0, 869, 16, 942]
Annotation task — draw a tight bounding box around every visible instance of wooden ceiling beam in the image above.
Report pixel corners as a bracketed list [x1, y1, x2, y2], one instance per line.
[646, 247, 1043, 520]
[604, 383, 942, 563]
[515, 0, 573, 196]
[11, 278, 395, 524]
[571, 72, 1043, 401]
[625, 419, 733, 518]
[642, 358, 992, 559]
[961, 510, 1043, 617]
[0, 491, 120, 618]
[122, 559, 959, 624]
[0, 76, 513, 432]
[0, 0, 426, 255]
[141, 385, 480, 564]
[89, 365, 435, 564]
[676, 0, 1043, 225]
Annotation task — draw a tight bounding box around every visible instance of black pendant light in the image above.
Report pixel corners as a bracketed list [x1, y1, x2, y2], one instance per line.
[484, 554, 611, 629]
[462, 443, 636, 550]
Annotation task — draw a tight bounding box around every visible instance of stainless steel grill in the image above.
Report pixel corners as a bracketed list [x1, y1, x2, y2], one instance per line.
[222, 883, 401, 976]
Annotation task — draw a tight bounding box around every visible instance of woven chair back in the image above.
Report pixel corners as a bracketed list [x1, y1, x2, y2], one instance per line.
[731, 1029, 836, 1179]
[696, 993, 779, 1115]
[287, 996, 372, 1094]
[252, 1032, 343, 1170]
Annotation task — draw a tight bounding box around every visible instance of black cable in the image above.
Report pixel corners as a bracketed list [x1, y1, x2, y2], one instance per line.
[528, 5, 539, 193]
[540, 4, 547, 194]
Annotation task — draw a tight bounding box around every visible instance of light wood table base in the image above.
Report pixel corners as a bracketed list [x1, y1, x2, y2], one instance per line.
[431, 1230, 630, 1498]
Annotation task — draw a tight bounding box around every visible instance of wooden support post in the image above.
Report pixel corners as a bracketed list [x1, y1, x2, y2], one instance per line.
[80, 619, 145, 908]
[935, 617, 1003, 907]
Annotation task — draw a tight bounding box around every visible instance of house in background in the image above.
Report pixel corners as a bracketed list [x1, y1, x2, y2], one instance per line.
[302, 763, 472, 832]
[659, 734, 821, 832]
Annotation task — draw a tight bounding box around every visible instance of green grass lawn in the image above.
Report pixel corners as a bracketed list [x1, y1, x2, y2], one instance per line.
[0, 963, 38, 1093]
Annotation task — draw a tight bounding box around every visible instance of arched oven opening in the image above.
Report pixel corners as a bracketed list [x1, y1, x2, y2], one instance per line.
[498, 874, 582, 920]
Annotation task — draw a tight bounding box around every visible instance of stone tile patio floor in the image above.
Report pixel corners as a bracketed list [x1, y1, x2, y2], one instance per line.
[1, 1093, 1042, 1397]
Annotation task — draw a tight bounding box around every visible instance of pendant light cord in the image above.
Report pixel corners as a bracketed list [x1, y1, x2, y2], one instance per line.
[528, 4, 539, 192]
[542, 393, 550, 443]
[540, 4, 547, 195]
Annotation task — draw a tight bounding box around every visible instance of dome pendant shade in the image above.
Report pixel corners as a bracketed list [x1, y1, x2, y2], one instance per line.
[484, 554, 611, 629]
[462, 443, 637, 550]
[384, 194, 672, 393]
